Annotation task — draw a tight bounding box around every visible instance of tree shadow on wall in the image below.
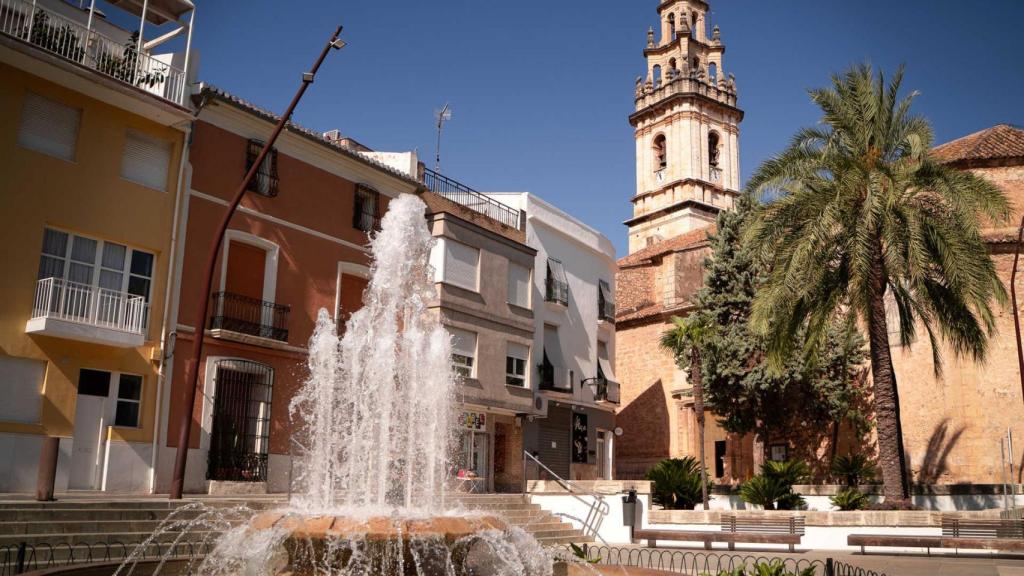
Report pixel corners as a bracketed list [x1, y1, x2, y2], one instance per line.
[914, 418, 966, 485]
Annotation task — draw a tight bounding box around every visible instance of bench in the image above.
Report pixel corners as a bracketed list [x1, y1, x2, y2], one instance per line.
[848, 517, 1024, 555]
[635, 514, 805, 552]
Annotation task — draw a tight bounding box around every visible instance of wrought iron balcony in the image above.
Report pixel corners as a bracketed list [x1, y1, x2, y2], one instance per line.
[545, 277, 569, 306]
[594, 380, 620, 404]
[209, 292, 290, 343]
[0, 0, 188, 105]
[27, 277, 146, 347]
[598, 292, 615, 322]
[421, 168, 522, 230]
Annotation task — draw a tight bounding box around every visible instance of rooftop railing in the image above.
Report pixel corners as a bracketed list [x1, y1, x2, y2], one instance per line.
[0, 0, 187, 105]
[422, 168, 521, 230]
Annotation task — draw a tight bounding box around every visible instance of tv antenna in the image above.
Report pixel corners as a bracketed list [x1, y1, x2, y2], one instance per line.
[434, 103, 451, 173]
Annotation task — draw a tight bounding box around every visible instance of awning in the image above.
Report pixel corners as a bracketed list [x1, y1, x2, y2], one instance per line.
[107, 0, 194, 25]
[547, 258, 567, 284]
[543, 326, 570, 389]
[598, 357, 618, 386]
[598, 280, 613, 304]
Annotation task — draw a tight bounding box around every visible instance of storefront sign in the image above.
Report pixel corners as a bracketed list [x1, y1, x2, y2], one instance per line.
[571, 412, 588, 464]
[459, 411, 487, 432]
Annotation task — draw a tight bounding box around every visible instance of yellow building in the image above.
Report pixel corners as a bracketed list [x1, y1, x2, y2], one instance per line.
[0, 0, 195, 492]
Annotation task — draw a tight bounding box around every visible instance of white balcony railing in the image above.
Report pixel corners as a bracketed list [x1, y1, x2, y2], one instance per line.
[0, 0, 187, 105]
[31, 277, 146, 335]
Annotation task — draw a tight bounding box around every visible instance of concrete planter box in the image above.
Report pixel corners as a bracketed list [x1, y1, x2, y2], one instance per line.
[527, 479, 651, 495]
[649, 508, 1005, 527]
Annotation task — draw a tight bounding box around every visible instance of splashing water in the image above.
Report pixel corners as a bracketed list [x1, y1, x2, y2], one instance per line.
[288, 194, 456, 514]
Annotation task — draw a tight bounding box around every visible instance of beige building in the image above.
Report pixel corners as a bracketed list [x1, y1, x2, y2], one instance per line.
[615, 0, 747, 481]
[891, 125, 1024, 486]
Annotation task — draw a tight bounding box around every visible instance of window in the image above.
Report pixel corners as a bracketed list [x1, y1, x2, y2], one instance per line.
[769, 443, 789, 462]
[450, 327, 477, 378]
[506, 342, 529, 387]
[598, 279, 615, 321]
[246, 139, 279, 197]
[545, 258, 569, 305]
[78, 369, 111, 396]
[353, 185, 380, 232]
[507, 262, 531, 308]
[708, 62, 718, 84]
[653, 134, 667, 171]
[114, 374, 143, 427]
[18, 91, 80, 161]
[38, 228, 155, 325]
[0, 356, 44, 424]
[667, 14, 676, 40]
[708, 131, 721, 167]
[715, 440, 727, 478]
[596, 340, 619, 403]
[652, 64, 662, 88]
[541, 324, 569, 390]
[443, 239, 480, 292]
[121, 130, 171, 191]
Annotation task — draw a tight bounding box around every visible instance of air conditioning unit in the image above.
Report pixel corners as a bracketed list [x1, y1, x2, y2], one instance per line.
[533, 394, 549, 418]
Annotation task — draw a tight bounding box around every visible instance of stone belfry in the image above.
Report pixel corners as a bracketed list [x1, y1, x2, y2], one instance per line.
[626, 0, 743, 254]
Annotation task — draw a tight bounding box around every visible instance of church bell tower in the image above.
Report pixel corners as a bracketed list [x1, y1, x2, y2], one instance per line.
[626, 0, 744, 254]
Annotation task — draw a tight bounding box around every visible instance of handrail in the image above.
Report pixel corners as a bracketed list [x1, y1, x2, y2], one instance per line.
[522, 450, 620, 498]
[522, 450, 615, 545]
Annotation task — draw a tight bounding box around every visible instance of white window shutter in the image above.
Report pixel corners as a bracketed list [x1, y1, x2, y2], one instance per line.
[444, 240, 479, 291]
[507, 342, 529, 361]
[0, 356, 45, 424]
[507, 262, 530, 307]
[18, 92, 80, 161]
[121, 130, 171, 191]
[450, 328, 477, 360]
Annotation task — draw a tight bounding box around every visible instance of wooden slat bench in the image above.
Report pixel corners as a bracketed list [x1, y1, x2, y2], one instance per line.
[848, 517, 1024, 555]
[635, 514, 805, 552]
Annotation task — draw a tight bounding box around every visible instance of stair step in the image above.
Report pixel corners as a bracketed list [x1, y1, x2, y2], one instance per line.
[0, 531, 220, 548]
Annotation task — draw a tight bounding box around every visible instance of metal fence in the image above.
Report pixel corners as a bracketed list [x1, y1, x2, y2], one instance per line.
[421, 168, 522, 230]
[0, 540, 211, 576]
[561, 545, 887, 576]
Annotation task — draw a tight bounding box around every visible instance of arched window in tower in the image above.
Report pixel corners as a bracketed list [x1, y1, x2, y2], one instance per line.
[653, 134, 667, 174]
[708, 131, 722, 183]
[669, 58, 677, 78]
[691, 12, 698, 38]
[652, 65, 662, 88]
[693, 57, 700, 72]
[667, 13, 676, 41]
[709, 62, 718, 84]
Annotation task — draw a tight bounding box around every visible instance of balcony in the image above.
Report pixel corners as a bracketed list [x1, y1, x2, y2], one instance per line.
[209, 292, 289, 344]
[26, 278, 146, 347]
[545, 277, 569, 306]
[593, 380, 621, 404]
[421, 168, 522, 229]
[598, 291, 615, 322]
[0, 0, 189, 106]
[538, 363, 571, 393]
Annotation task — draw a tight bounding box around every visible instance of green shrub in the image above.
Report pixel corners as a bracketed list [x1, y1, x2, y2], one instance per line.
[740, 460, 809, 510]
[645, 457, 709, 510]
[831, 453, 877, 487]
[830, 487, 869, 511]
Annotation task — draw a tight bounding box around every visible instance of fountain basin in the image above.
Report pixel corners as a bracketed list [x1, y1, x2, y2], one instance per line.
[249, 512, 508, 542]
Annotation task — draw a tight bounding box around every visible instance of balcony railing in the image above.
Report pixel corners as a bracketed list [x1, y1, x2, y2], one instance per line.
[422, 168, 522, 230]
[209, 292, 290, 343]
[594, 380, 620, 404]
[545, 277, 569, 306]
[0, 0, 187, 105]
[31, 277, 146, 334]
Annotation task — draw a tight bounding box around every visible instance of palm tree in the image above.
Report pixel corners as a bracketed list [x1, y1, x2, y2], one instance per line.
[660, 315, 712, 508]
[743, 64, 1010, 502]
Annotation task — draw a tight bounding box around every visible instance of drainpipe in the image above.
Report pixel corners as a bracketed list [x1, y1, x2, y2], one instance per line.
[149, 117, 195, 494]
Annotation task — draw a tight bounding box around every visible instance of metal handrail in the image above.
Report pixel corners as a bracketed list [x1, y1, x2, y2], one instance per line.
[522, 450, 615, 544]
[522, 450, 619, 498]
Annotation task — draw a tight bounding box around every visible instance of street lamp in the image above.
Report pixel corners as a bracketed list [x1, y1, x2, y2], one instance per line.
[168, 25, 346, 500]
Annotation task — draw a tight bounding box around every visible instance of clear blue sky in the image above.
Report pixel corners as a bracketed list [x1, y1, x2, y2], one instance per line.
[183, 0, 1023, 257]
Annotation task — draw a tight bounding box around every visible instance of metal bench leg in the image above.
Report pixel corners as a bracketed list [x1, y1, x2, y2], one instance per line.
[703, 540, 711, 550]
[861, 545, 865, 555]
[647, 539, 656, 549]
[728, 542, 735, 551]
[789, 544, 795, 553]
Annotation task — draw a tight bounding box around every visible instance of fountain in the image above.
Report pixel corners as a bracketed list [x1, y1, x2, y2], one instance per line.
[106, 195, 664, 576]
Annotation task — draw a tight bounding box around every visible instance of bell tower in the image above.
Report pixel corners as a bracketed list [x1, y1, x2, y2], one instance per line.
[625, 0, 744, 254]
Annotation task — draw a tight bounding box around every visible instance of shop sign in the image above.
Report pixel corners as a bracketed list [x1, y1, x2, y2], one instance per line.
[460, 411, 487, 431]
[571, 412, 588, 463]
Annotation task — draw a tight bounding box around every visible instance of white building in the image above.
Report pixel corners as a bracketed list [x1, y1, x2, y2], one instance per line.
[486, 193, 619, 482]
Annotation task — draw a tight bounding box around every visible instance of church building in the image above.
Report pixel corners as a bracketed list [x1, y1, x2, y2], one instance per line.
[613, 0, 751, 481]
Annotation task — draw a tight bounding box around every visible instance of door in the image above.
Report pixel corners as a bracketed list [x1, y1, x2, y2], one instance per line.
[596, 430, 614, 480]
[207, 360, 273, 482]
[68, 369, 111, 489]
[536, 406, 571, 479]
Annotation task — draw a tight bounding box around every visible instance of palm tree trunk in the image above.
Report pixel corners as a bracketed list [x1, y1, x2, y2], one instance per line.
[867, 251, 911, 502]
[691, 347, 710, 508]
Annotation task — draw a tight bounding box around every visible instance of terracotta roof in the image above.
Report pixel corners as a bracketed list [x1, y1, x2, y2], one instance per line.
[194, 85, 424, 189]
[617, 225, 715, 268]
[932, 124, 1024, 166]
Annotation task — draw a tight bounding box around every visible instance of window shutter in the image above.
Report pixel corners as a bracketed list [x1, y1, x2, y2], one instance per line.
[0, 357, 44, 424]
[507, 262, 530, 307]
[507, 342, 529, 361]
[444, 240, 479, 291]
[121, 130, 171, 191]
[18, 92, 80, 161]
[450, 328, 477, 359]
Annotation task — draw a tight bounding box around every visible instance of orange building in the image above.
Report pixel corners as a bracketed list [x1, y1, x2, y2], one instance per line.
[155, 86, 422, 494]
